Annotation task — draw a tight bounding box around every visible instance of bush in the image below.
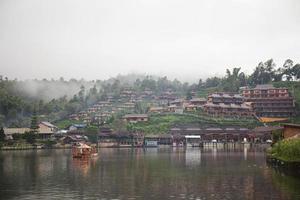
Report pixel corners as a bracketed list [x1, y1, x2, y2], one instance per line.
[12, 133, 22, 140]
[272, 129, 283, 144]
[41, 139, 57, 148]
[23, 131, 36, 144]
[271, 138, 300, 162]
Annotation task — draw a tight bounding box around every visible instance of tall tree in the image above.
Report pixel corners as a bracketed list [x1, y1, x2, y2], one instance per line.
[222, 68, 245, 92]
[30, 108, 39, 134]
[249, 59, 276, 85]
[78, 85, 85, 103]
[292, 64, 300, 80]
[283, 59, 294, 81]
[0, 127, 5, 142]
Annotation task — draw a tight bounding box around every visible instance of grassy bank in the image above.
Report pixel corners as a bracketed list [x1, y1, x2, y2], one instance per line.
[269, 138, 300, 162]
[126, 113, 261, 135]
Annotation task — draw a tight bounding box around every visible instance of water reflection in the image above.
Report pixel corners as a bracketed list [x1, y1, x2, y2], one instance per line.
[185, 148, 201, 166]
[244, 146, 248, 160]
[0, 147, 299, 199]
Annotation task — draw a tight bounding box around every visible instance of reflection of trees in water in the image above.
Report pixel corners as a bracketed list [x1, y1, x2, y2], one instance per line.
[269, 169, 300, 200]
[92, 148, 279, 199]
[0, 148, 299, 199]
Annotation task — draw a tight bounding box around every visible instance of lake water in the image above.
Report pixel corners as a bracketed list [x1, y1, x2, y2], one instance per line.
[1, 146, 300, 200]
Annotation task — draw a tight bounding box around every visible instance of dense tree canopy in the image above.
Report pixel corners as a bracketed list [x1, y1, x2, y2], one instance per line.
[0, 58, 299, 127]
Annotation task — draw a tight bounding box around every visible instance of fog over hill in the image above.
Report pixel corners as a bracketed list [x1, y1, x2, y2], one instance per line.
[1, 0, 300, 82]
[7, 74, 155, 101]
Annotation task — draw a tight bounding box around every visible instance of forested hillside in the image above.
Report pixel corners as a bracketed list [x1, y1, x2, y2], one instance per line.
[1, 58, 300, 127]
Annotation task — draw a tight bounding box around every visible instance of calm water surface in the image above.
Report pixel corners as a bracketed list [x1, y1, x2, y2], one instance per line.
[0, 147, 300, 200]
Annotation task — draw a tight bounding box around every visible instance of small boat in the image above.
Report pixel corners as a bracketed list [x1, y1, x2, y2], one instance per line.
[72, 143, 98, 159]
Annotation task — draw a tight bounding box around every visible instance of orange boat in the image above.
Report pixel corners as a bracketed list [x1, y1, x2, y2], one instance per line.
[72, 143, 98, 159]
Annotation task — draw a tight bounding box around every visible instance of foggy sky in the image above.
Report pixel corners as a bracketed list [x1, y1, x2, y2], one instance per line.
[0, 0, 300, 82]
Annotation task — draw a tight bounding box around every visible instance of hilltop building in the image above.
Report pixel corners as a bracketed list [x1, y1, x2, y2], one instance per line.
[242, 84, 295, 118]
[203, 93, 253, 117]
[123, 114, 149, 123]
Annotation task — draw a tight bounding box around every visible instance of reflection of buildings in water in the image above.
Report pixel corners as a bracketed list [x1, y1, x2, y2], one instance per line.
[185, 149, 201, 166]
[143, 148, 158, 155]
[244, 147, 248, 161]
[170, 147, 185, 164]
[212, 147, 217, 159]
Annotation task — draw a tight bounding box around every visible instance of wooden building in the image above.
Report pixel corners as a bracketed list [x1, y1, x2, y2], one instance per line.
[148, 107, 165, 113]
[207, 93, 244, 105]
[189, 98, 207, 106]
[203, 92, 253, 117]
[123, 114, 149, 123]
[282, 124, 300, 139]
[170, 99, 184, 107]
[4, 122, 57, 140]
[203, 102, 253, 117]
[242, 84, 295, 118]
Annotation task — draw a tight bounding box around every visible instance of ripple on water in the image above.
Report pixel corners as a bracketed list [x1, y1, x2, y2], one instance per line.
[0, 148, 300, 200]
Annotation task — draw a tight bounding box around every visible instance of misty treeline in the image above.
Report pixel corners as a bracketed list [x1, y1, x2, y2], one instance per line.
[0, 77, 101, 127]
[204, 59, 300, 92]
[0, 58, 299, 127]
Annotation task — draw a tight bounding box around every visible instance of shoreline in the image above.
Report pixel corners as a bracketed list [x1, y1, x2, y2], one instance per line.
[266, 154, 300, 177]
[0, 142, 269, 151]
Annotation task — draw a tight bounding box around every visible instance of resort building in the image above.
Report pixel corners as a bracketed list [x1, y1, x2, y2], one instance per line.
[78, 111, 88, 118]
[170, 99, 184, 107]
[69, 114, 79, 121]
[123, 114, 149, 123]
[3, 128, 30, 140]
[4, 121, 58, 140]
[207, 93, 244, 105]
[38, 122, 58, 139]
[282, 124, 300, 139]
[242, 84, 295, 117]
[203, 92, 253, 117]
[185, 97, 207, 111]
[203, 102, 253, 117]
[120, 88, 136, 99]
[148, 107, 165, 113]
[158, 91, 177, 101]
[189, 98, 207, 106]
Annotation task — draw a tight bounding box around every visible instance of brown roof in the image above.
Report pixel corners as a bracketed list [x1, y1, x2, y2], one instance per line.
[254, 84, 275, 89]
[190, 98, 206, 102]
[4, 128, 30, 135]
[252, 126, 283, 133]
[283, 123, 300, 128]
[123, 114, 148, 118]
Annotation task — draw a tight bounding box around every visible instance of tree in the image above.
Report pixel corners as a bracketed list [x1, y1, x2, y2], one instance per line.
[186, 90, 193, 100]
[90, 85, 97, 96]
[24, 131, 36, 144]
[86, 126, 99, 143]
[30, 109, 39, 133]
[283, 59, 294, 81]
[78, 85, 85, 103]
[292, 64, 300, 80]
[222, 68, 245, 92]
[141, 77, 156, 91]
[0, 127, 5, 142]
[249, 59, 276, 85]
[205, 77, 222, 88]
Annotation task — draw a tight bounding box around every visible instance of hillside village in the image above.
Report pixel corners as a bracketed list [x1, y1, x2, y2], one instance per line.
[1, 81, 298, 149]
[1, 59, 300, 148]
[66, 83, 295, 125]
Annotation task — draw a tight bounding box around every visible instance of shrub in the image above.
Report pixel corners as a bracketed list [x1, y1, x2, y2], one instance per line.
[23, 131, 36, 144]
[271, 138, 300, 162]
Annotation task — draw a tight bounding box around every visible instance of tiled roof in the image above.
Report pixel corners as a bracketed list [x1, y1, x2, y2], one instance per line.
[123, 114, 148, 118]
[254, 84, 274, 89]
